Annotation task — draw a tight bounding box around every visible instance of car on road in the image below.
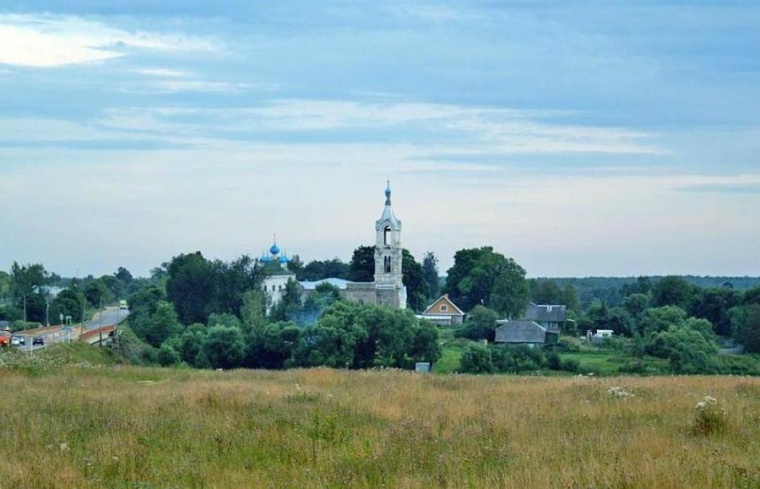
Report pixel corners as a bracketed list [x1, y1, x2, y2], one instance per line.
[11, 336, 25, 346]
[32, 336, 45, 346]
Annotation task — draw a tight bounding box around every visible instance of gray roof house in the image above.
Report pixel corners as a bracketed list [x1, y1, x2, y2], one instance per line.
[522, 303, 566, 332]
[494, 320, 559, 347]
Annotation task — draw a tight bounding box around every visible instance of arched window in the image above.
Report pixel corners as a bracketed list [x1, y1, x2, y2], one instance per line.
[384, 226, 391, 246]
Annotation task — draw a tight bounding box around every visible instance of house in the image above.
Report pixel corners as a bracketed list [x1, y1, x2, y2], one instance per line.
[494, 320, 559, 347]
[522, 303, 566, 332]
[419, 294, 465, 326]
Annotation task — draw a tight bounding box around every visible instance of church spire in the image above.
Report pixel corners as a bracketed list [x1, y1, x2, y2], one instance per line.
[385, 180, 391, 206]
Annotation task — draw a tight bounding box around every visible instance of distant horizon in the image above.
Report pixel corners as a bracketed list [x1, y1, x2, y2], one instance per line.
[2, 2, 759, 279]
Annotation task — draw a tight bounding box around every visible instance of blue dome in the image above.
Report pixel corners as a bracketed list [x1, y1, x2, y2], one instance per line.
[269, 243, 280, 255]
[260, 254, 271, 263]
[278, 254, 289, 264]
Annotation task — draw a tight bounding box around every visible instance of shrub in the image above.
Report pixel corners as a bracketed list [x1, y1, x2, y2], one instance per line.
[692, 396, 728, 436]
[459, 343, 493, 374]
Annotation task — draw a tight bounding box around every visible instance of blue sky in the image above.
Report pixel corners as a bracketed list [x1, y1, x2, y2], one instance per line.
[1, 1, 759, 278]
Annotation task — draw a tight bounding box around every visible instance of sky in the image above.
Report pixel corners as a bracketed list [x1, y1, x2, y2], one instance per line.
[1, 1, 759, 279]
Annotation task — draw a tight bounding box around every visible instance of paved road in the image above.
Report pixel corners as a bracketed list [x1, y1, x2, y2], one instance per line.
[85, 306, 130, 330]
[10, 306, 130, 351]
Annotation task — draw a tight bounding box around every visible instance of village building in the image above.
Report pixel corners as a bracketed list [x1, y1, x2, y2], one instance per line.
[522, 303, 566, 333]
[262, 183, 407, 310]
[494, 319, 559, 347]
[418, 294, 465, 326]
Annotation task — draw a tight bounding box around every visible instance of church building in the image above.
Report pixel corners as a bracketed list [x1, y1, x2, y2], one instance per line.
[262, 183, 407, 310]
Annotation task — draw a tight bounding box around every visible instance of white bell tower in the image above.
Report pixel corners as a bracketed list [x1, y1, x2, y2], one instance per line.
[374, 182, 405, 307]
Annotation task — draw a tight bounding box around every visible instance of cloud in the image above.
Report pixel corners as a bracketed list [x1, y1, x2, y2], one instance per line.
[136, 68, 187, 77]
[678, 181, 760, 195]
[0, 14, 218, 67]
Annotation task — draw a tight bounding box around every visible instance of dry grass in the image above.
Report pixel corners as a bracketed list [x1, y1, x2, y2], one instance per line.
[1, 367, 760, 488]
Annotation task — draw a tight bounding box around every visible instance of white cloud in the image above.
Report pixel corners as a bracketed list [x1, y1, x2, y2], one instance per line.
[146, 80, 252, 93]
[136, 68, 188, 77]
[0, 14, 217, 68]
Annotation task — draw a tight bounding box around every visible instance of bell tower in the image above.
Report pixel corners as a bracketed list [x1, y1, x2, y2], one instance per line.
[374, 182, 405, 308]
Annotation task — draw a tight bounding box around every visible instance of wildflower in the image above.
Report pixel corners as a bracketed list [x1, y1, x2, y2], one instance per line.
[60, 443, 69, 452]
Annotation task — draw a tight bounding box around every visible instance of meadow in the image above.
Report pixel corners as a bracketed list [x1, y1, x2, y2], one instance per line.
[1, 359, 759, 488]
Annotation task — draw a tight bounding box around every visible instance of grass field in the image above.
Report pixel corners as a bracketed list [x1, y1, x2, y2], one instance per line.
[2, 358, 760, 488]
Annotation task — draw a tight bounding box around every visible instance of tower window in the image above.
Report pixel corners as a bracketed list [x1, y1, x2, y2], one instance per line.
[384, 226, 391, 246]
[384, 256, 391, 273]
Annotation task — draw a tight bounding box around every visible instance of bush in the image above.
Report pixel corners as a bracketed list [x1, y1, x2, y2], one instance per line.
[692, 396, 728, 436]
[459, 343, 493, 374]
[560, 357, 580, 373]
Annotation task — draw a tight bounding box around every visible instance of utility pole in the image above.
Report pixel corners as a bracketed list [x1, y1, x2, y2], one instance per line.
[98, 296, 103, 346]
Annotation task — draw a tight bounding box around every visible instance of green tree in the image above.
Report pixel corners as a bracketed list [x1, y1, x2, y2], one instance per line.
[166, 252, 213, 325]
[269, 278, 303, 322]
[240, 289, 267, 336]
[623, 293, 650, 321]
[292, 302, 368, 368]
[115, 266, 133, 284]
[651, 276, 695, 310]
[10, 262, 49, 322]
[459, 343, 493, 374]
[50, 288, 86, 324]
[349, 245, 375, 282]
[491, 264, 531, 318]
[690, 287, 739, 336]
[202, 325, 246, 369]
[85, 279, 112, 308]
[444, 247, 529, 315]
[730, 304, 760, 353]
[455, 305, 498, 342]
[207, 255, 262, 318]
[157, 343, 181, 366]
[298, 258, 350, 281]
[131, 300, 182, 348]
[421, 251, 440, 300]
[638, 305, 688, 336]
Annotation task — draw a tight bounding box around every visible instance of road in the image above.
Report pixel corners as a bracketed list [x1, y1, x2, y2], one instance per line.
[84, 306, 130, 331]
[11, 306, 130, 351]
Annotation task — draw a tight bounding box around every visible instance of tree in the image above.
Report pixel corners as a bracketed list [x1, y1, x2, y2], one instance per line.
[459, 343, 493, 374]
[638, 305, 688, 336]
[84, 279, 112, 308]
[129, 299, 181, 348]
[50, 288, 86, 324]
[202, 324, 246, 369]
[115, 267, 133, 284]
[651, 276, 695, 310]
[730, 304, 760, 353]
[455, 305, 498, 341]
[690, 287, 739, 337]
[623, 293, 650, 321]
[240, 289, 267, 336]
[421, 252, 440, 301]
[166, 252, 213, 325]
[269, 278, 302, 322]
[444, 247, 529, 315]
[490, 267, 531, 319]
[100, 275, 126, 300]
[349, 246, 375, 282]
[298, 258, 350, 281]
[401, 249, 428, 312]
[530, 279, 562, 305]
[207, 255, 262, 318]
[10, 262, 49, 322]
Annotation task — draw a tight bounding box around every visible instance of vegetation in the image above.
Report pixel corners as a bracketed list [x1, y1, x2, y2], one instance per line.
[2, 361, 760, 488]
